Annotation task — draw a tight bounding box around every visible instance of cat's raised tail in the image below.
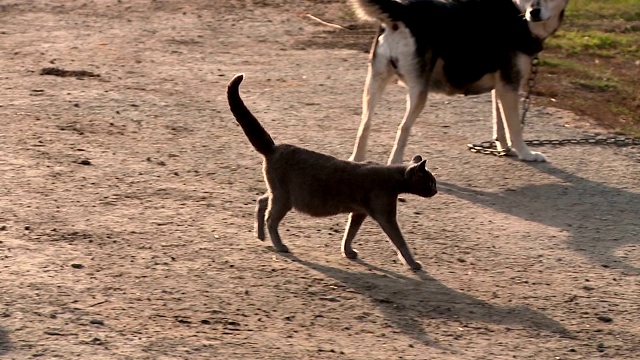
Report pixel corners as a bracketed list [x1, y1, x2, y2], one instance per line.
[227, 73, 276, 155]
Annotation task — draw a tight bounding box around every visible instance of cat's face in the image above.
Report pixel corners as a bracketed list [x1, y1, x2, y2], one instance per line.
[405, 155, 437, 198]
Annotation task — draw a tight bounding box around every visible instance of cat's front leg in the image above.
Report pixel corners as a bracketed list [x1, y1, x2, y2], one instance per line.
[374, 216, 422, 271]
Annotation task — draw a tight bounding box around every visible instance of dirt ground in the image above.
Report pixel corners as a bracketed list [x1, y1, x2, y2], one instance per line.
[1, 1, 639, 359]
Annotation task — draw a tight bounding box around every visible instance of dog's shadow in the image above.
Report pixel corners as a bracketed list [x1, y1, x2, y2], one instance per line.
[440, 161, 640, 274]
[283, 253, 569, 347]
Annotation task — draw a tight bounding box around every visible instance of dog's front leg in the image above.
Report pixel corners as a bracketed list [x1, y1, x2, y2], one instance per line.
[350, 45, 393, 162]
[494, 80, 546, 162]
[491, 89, 512, 154]
[388, 86, 428, 165]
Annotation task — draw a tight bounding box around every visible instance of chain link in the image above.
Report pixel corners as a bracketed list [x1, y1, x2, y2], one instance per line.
[468, 54, 640, 156]
[468, 137, 640, 156]
[520, 55, 538, 126]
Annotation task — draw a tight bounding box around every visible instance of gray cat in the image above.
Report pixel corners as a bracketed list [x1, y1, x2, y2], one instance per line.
[227, 73, 437, 270]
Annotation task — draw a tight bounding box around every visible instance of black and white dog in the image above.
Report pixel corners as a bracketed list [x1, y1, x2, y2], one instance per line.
[348, 0, 568, 164]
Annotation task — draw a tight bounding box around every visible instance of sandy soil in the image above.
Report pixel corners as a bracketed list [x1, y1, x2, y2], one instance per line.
[1, 1, 639, 359]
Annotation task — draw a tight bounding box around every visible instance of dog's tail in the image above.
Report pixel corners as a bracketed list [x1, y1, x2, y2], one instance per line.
[227, 73, 276, 156]
[349, 0, 409, 24]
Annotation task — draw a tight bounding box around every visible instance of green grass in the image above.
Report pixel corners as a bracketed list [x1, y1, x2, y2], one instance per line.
[535, 0, 640, 136]
[547, 30, 639, 57]
[548, 0, 640, 57]
[536, 58, 579, 69]
[566, 0, 640, 21]
[570, 78, 618, 92]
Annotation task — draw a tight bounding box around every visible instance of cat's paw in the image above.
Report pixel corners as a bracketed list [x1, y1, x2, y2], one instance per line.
[408, 261, 423, 271]
[342, 249, 359, 259]
[273, 244, 290, 253]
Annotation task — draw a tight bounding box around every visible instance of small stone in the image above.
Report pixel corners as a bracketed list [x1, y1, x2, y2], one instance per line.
[0, 225, 7, 231]
[596, 315, 613, 323]
[77, 159, 92, 165]
[89, 319, 104, 325]
[88, 337, 103, 345]
[71, 263, 84, 269]
[24, 225, 31, 230]
[320, 296, 340, 303]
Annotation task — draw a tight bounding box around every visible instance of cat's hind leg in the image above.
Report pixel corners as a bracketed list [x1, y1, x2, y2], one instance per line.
[341, 212, 367, 259]
[265, 193, 292, 253]
[256, 193, 269, 240]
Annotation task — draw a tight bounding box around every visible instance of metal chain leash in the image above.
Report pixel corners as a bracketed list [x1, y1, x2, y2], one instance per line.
[468, 137, 640, 156]
[468, 55, 640, 156]
[520, 55, 539, 127]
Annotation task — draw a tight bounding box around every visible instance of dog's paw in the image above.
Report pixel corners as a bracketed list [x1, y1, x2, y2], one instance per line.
[514, 148, 547, 162]
[342, 249, 359, 260]
[518, 151, 546, 162]
[256, 230, 266, 241]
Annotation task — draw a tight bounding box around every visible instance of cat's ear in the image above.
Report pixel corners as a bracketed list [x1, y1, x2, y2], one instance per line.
[418, 159, 428, 173]
[411, 155, 423, 164]
[405, 158, 427, 178]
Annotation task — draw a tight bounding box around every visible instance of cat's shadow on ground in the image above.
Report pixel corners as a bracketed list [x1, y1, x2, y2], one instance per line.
[440, 161, 640, 274]
[282, 253, 570, 348]
[0, 326, 12, 356]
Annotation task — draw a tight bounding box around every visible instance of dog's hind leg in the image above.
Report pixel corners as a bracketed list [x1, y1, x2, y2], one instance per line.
[388, 81, 428, 165]
[495, 78, 546, 162]
[350, 29, 394, 162]
[341, 212, 367, 259]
